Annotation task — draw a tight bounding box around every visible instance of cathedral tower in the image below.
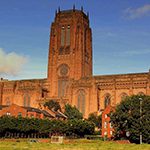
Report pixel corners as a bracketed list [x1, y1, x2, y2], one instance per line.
[47, 7, 92, 99]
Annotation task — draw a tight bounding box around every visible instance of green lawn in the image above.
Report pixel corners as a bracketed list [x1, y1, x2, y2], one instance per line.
[0, 139, 150, 150]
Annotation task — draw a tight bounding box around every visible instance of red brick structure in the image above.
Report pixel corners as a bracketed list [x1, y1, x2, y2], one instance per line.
[102, 105, 114, 138]
[0, 104, 67, 120]
[0, 7, 150, 118]
[0, 104, 53, 119]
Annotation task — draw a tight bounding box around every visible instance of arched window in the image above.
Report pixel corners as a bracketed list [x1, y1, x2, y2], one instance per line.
[60, 25, 71, 55]
[77, 90, 86, 115]
[58, 64, 69, 98]
[23, 94, 30, 107]
[120, 93, 128, 100]
[61, 26, 65, 46]
[66, 25, 70, 46]
[5, 97, 11, 106]
[104, 94, 111, 109]
[58, 79, 68, 98]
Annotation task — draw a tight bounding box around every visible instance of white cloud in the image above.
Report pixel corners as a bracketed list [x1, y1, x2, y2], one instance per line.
[124, 4, 150, 19]
[0, 48, 27, 76]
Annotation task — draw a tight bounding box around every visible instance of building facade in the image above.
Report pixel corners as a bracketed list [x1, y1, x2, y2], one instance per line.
[0, 8, 150, 118]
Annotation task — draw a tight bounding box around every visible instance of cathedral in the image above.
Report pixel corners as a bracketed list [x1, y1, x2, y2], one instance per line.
[0, 8, 150, 118]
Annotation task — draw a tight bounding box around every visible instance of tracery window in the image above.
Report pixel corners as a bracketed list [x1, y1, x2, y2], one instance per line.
[59, 64, 69, 76]
[23, 94, 30, 107]
[104, 94, 111, 109]
[5, 97, 11, 106]
[58, 64, 69, 98]
[59, 25, 71, 55]
[120, 93, 128, 100]
[61, 26, 65, 46]
[58, 79, 68, 98]
[77, 90, 85, 115]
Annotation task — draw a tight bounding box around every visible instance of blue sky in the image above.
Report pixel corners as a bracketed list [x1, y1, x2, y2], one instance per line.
[0, 0, 150, 80]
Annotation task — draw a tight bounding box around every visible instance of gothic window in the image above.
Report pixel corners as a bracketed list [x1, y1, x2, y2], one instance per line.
[59, 64, 69, 77]
[58, 79, 68, 98]
[5, 97, 11, 106]
[120, 93, 128, 100]
[61, 26, 65, 46]
[23, 94, 30, 107]
[58, 64, 69, 98]
[60, 25, 71, 55]
[77, 90, 85, 115]
[104, 94, 111, 109]
[62, 80, 67, 97]
[66, 25, 70, 46]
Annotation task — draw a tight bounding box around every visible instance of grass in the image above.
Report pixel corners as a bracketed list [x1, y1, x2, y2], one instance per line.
[0, 139, 150, 150]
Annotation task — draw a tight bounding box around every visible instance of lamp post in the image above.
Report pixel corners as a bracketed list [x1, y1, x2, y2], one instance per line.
[139, 97, 142, 144]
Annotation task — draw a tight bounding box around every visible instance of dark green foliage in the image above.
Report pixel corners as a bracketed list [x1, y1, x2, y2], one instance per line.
[87, 113, 102, 129]
[64, 104, 83, 120]
[64, 119, 95, 137]
[0, 116, 94, 138]
[44, 100, 61, 111]
[0, 103, 94, 138]
[110, 95, 150, 144]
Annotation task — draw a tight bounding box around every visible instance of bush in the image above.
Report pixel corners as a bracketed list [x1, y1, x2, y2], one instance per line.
[0, 116, 94, 138]
[87, 113, 102, 129]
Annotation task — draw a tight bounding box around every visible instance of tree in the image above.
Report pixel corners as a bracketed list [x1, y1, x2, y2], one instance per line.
[0, 116, 94, 138]
[44, 100, 61, 111]
[64, 104, 83, 120]
[110, 95, 150, 143]
[87, 113, 102, 129]
[64, 119, 95, 137]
